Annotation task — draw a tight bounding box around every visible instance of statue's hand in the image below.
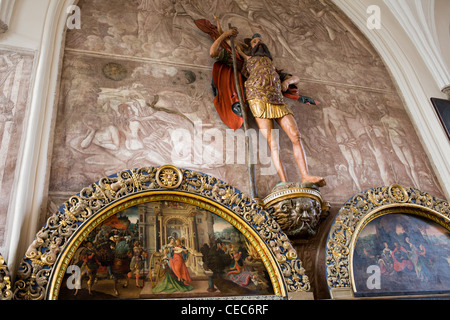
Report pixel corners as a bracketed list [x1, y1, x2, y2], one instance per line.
[224, 28, 239, 38]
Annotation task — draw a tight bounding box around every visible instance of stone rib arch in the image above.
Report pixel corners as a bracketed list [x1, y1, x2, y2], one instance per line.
[13, 165, 311, 300]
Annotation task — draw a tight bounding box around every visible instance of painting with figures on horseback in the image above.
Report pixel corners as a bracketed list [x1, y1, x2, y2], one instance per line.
[58, 200, 275, 299]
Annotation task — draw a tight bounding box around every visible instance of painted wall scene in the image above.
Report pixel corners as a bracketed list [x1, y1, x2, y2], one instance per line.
[47, 0, 445, 218]
[0, 48, 35, 246]
[57, 200, 275, 300]
[353, 213, 450, 297]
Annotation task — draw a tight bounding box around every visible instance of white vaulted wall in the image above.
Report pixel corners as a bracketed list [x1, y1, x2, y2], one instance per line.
[333, 0, 450, 199]
[0, 0, 77, 278]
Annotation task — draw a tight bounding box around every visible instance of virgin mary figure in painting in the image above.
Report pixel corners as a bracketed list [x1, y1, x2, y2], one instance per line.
[152, 237, 194, 294]
[170, 238, 192, 285]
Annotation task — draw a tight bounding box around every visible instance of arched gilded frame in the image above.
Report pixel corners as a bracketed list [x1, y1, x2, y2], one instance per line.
[0, 254, 12, 300]
[13, 166, 310, 300]
[325, 184, 450, 299]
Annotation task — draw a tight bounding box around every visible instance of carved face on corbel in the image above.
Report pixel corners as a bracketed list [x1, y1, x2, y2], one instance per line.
[272, 197, 322, 237]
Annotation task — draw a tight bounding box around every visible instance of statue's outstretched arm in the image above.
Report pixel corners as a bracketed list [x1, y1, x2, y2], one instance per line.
[209, 28, 238, 58]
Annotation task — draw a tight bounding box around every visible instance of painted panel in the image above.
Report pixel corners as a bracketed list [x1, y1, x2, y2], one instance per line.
[57, 200, 275, 299]
[353, 213, 450, 297]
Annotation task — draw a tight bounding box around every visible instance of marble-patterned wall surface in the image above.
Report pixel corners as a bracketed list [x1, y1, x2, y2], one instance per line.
[48, 0, 445, 212]
[0, 47, 35, 246]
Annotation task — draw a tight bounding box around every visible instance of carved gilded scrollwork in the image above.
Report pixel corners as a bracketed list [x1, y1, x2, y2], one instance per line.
[13, 166, 310, 300]
[0, 254, 12, 300]
[325, 184, 450, 296]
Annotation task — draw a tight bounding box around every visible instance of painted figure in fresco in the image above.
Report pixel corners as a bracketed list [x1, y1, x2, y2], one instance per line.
[0, 53, 22, 120]
[380, 108, 421, 189]
[134, 0, 178, 49]
[323, 100, 362, 191]
[206, 23, 326, 187]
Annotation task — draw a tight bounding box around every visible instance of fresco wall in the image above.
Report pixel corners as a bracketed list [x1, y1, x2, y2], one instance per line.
[49, 0, 444, 209]
[0, 48, 35, 247]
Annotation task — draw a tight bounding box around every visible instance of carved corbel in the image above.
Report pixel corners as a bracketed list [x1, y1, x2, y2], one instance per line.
[263, 183, 330, 238]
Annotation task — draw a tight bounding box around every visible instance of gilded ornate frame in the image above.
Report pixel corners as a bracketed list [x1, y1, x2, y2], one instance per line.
[325, 184, 450, 299]
[13, 165, 311, 300]
[0, 254, 12, 300]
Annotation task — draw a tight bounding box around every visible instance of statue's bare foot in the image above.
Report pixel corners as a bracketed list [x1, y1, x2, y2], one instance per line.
[303, 176, 326, 187]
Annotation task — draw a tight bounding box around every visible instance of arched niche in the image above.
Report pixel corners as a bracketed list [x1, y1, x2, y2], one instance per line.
[325, 184, 450, 299]
[12, 165, 311, 300]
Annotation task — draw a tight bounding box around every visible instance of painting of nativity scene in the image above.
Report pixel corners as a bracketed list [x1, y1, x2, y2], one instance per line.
[58, 200, 274, 299]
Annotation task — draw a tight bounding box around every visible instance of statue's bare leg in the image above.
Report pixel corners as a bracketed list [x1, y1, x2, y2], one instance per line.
[276, 114, 326, 187]
[255, 117, 288, 182]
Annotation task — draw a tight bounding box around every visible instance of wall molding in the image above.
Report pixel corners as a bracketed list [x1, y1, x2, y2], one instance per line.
[384, 0, 450, 92]
[4, 0, 77, 280]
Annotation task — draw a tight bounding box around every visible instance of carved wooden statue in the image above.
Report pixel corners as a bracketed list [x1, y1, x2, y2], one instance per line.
[196, 17, 326, 189]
